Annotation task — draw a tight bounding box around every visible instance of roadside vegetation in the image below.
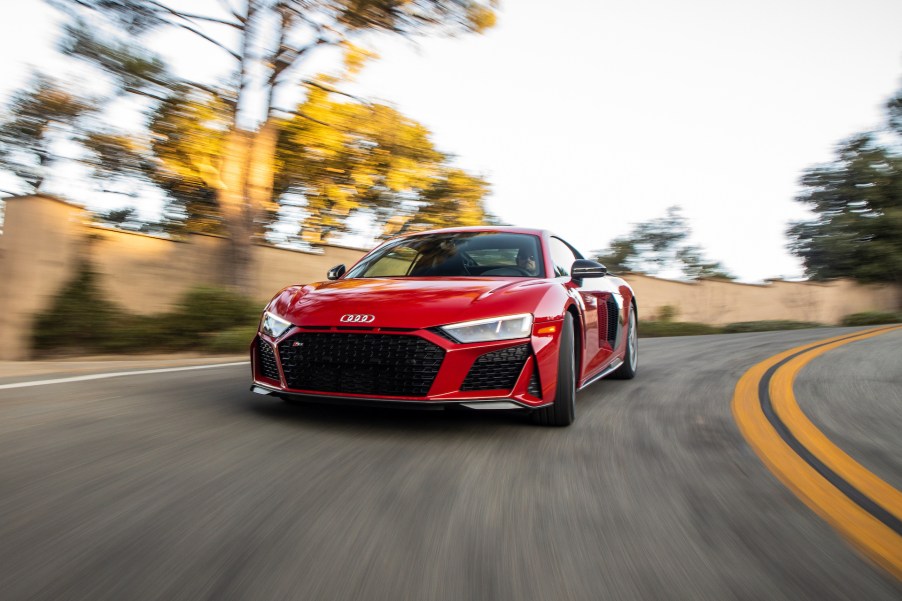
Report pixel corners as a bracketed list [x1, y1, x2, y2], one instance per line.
[593, 207, 735, 280]
[30, 267, 897, 354]
[638, 315, 902, 338]
[31, 265, 260, 356]
[638, 320, 825, 338]
[787, 81, 902, 286]
[840, 311, 902, 326]
[637, 305, 826, 338]
[638, 321, 724, 337]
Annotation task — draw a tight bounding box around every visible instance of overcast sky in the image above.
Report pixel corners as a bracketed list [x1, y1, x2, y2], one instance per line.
[2, 0, 902, 282]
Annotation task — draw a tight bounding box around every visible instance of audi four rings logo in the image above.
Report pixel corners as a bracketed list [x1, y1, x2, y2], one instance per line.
[340, 314, 375, 323]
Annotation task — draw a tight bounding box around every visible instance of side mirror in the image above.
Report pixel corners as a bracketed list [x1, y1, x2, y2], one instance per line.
[571, 259, 607, 282]
[327, 264, 346, 280]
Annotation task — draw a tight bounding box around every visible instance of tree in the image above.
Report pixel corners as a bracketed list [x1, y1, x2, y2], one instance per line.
[273, 85, 493, 242]
[593, 206, 735, 279]
[45, 0, 498, 293]
[0, 73, 97, 193]
[787, 132, 902, 283]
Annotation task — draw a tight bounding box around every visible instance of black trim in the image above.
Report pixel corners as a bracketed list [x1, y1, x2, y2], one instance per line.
[429, 327, 459, 343]
[758, 330, 902, 536]
[250, 384, 540, 410]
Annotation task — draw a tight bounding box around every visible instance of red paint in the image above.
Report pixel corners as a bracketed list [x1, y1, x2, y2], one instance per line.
[251, 227, 637, 408]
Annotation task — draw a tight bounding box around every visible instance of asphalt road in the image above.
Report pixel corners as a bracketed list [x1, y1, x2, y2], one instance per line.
[0, 328, 899, 600]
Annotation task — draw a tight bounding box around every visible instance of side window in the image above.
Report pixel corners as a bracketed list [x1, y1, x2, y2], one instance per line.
[549, 237, 578, 277]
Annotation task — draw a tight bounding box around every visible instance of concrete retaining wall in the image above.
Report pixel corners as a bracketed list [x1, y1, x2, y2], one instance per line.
[1, 195, 899, 360]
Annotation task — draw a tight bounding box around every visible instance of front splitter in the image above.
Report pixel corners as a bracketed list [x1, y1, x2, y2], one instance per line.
[251, 383, 544, 411]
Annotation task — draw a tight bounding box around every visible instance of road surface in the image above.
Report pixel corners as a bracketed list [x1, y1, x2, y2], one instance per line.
[0, 328, 899, 600]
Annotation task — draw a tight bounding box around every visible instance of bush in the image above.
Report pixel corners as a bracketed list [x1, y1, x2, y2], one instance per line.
[32, 265, 123, 352]
[638, 321, 723, 337]
[638, 319, 829, 338]
[32, 264, 261, 356]
[841, 311, 902, 326]
[203, 325, 259, 354]
[169, 286, 261, 335]
[656, 305, 678, 322]
[722, 320, 823, 333]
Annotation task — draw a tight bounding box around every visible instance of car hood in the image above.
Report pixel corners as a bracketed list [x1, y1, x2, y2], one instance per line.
[269, 277, 551, 329]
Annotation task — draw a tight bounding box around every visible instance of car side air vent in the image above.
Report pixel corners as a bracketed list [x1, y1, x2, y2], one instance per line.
[606, 298, 619, 346]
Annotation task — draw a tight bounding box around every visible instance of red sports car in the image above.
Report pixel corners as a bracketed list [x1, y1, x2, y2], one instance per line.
[250, 227, 638, 426]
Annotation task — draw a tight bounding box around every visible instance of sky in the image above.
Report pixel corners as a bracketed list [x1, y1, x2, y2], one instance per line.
[2, 0, 902, 282]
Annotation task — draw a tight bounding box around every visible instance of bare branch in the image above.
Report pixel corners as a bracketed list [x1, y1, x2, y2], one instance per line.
[122, 86, 168, 103]
[161, 17, 242, 61]
[280, 3, 323, 32]
[145, 0, 242, 29]
[184, 81, 232, 103]
[98, 188, 139, 197]
[271, 38, 332, 88]
[263, 6, 294, 115]
[271, 106, 345, 130]
[301, 79, 372, 106]
[125, 69, 233, 108]
[216, 0, 244, 22]
[233, 0, 257, 120]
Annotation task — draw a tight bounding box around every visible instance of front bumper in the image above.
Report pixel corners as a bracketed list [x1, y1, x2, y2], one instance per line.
[250, 322, 564, 409]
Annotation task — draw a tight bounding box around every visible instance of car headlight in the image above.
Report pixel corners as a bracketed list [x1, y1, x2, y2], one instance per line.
[439, 313, 533, 343]
[261, 311, 292, 338]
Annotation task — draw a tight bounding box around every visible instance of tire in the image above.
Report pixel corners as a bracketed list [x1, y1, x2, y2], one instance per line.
[610, 306, 638, 380]
[532, 313, 576, 427]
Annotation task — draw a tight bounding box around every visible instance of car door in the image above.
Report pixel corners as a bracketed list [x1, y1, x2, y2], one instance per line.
[548, 236, 621, 379]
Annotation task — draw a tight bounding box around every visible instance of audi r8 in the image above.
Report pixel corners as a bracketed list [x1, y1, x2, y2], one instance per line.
[250, 227, 638, 426]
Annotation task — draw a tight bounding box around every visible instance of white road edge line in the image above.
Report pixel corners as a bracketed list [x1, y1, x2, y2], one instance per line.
[0, 362, 250, 390]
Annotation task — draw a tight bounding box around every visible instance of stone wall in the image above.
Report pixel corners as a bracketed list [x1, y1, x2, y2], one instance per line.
[1, 195, 899, 360]
[0, 195, 366, 360]
[627, 273, 900, 325]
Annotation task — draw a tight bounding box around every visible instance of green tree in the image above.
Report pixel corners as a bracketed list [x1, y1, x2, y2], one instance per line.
[274, 86, 490, 242]
[124, 80, 492, 240]
[0, 73, 97, 193]
[44, 0, 498, 293]
[593, 206, 734, 279]
[787, 133, 902, 283]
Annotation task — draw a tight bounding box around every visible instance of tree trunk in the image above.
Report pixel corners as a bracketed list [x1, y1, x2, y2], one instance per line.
[217, 128, 254, 294]
[215, 121, 279, 296]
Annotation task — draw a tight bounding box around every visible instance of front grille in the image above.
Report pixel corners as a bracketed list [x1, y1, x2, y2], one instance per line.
[257, 338, 280, 381]
[278, 333, 445, 397]
[461, 344, 529, 391]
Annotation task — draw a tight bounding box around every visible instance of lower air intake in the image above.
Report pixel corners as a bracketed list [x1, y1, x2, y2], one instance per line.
[257, 338, 280, 381]
[461, 344, 530, 391]
[527, 370, 542, 398]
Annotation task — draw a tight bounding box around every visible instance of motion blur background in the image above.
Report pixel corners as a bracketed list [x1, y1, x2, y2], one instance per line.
[0, 0, 900, 358]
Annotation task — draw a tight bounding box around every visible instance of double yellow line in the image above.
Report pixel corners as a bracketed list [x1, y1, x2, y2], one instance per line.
[732, 326, 902, 579]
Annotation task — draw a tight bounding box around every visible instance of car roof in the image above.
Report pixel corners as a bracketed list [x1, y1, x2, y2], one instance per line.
[396, 225, 550, 239]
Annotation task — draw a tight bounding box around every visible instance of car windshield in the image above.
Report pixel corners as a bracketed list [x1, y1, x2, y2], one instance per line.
[345, 232, 545, 278]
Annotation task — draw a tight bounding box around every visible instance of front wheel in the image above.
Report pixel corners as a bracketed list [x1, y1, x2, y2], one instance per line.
[532, 313, 576, 427]
[610, 306, 638, 380]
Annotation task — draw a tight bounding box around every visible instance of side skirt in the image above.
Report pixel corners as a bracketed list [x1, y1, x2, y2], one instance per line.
[577, 358, 623, 391]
